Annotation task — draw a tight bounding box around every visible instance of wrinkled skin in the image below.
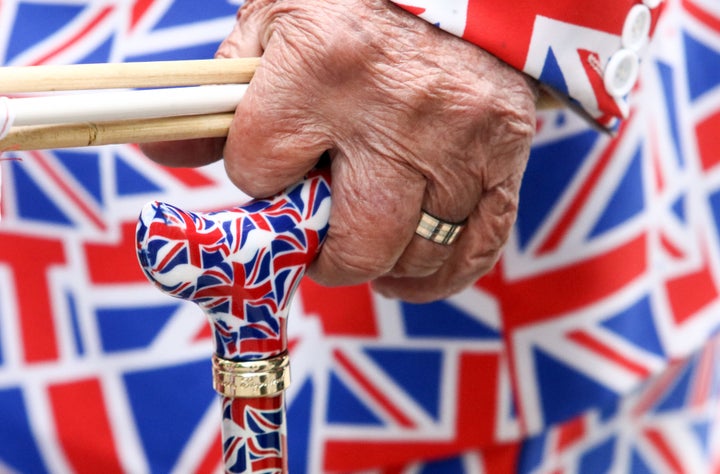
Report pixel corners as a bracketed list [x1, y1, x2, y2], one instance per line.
[141, 0, 538, 303]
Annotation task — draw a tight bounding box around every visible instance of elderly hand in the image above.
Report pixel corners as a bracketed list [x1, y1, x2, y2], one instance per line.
[141, 0, 538, 303]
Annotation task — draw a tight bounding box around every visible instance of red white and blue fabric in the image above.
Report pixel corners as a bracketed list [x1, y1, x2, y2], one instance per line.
[391, 0, 665, 129]
[0, 0, 719, 473]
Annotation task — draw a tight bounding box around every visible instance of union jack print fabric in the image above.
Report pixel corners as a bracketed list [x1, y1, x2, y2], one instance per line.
[391, 0, 665, 128]
[1, 0, 720, 473]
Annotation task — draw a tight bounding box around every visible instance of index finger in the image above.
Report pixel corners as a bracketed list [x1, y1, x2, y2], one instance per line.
[140, 137, 225, 168]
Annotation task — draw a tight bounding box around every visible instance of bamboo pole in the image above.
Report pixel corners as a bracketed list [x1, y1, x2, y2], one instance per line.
[0, 113, 234, 151]
[0, 58, 260, 92]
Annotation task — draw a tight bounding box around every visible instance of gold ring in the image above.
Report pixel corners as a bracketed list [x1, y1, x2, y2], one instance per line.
[212, 352, 290, 398]
[415, 211, 466, 245]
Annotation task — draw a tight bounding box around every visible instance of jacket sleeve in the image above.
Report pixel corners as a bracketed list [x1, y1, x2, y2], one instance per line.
[389, 0, 665, 129]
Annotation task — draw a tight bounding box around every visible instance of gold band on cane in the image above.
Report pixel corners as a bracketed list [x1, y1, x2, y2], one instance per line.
[415, 211, 466, 245]
[212, 352, 290, 398]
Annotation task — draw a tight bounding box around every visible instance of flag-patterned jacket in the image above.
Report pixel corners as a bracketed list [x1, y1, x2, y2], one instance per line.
[392, 0, 665, 129]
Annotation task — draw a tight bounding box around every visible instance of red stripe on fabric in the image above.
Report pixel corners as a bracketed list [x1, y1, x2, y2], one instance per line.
[645, 428, 685, 473]
[31, 152, 106, 231]
[695, 110, 720, 171]
[84, 221, 150, 284]
[249, 213, 271, 231]
[479, 442, 523, 474]
[194, 322, 213, 342]
[49, 379, 124, 474]
[683, 0, 720, 33]
[578, 49, 624, 117]
[193, 430, 222, 474]
[299, 281, 378, 337]
[660, 233, 685, 259]
[665, 249, 718, 325]
[379, 468, 405, 474]
[568, 330, 652, 378]
[650, 126, 665, 193]
[30, 6, 114, 66]
[130, 0, 154, 31]
[333, 349, 415, 428]
[0, 232, 65, 362]
[465, 0, 634, 71]
[455, 353, 503, 446]
[555, 415, 586, 453]
[480, 233, 647, 329]
[537, 116, 630, 254]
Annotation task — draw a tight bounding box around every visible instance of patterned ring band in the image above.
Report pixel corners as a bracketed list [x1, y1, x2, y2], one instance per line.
[415, 210, 466, 246]
[212, 352, 290, 398]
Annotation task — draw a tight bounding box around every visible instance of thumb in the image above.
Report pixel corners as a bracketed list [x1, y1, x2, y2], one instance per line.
[139, 8, 265, 169]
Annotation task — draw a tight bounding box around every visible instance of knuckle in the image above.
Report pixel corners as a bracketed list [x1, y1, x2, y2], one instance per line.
[331, 248, 394, 280]
[464, 246, 503, 284]
[389, 260, 442, 279]
[223, 160, 270, 197]
[317, 242, 395, 285]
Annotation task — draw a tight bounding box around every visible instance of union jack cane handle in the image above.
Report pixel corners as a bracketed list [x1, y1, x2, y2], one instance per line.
[135, 170, 332, 473]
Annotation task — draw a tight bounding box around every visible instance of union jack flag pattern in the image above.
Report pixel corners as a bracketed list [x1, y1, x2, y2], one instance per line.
[135, 172, 331, 361]
[135, 172, 330, 472]
[223, 397, 286, 473]
[1, 0, 720, 473]
[391, 0, 666, 128]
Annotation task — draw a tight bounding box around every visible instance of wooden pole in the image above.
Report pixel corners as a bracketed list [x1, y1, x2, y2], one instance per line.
[0, 58, 260, 92]
[0, 113, 234, 151]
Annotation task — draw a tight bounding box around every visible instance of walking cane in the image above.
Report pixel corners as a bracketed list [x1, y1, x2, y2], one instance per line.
[136, 170, 331, 472]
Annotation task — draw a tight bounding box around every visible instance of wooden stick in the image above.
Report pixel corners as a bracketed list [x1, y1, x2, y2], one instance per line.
[0, 113, 234, 151]
[537, 93, 562, 110]
[537, 86, 563, 110]
[0, 58, 260, 93]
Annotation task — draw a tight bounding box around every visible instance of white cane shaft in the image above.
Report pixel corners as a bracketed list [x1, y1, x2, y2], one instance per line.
[5, 84, 246, 127]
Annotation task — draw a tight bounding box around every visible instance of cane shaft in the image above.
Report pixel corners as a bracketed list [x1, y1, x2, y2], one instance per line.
[222, 395, 288, 473]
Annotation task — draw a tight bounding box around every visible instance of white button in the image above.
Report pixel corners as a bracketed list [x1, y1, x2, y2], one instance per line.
[643, 0, 662, 8]
[604, 49, 640, 97]
[622, 5, 651, 51]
